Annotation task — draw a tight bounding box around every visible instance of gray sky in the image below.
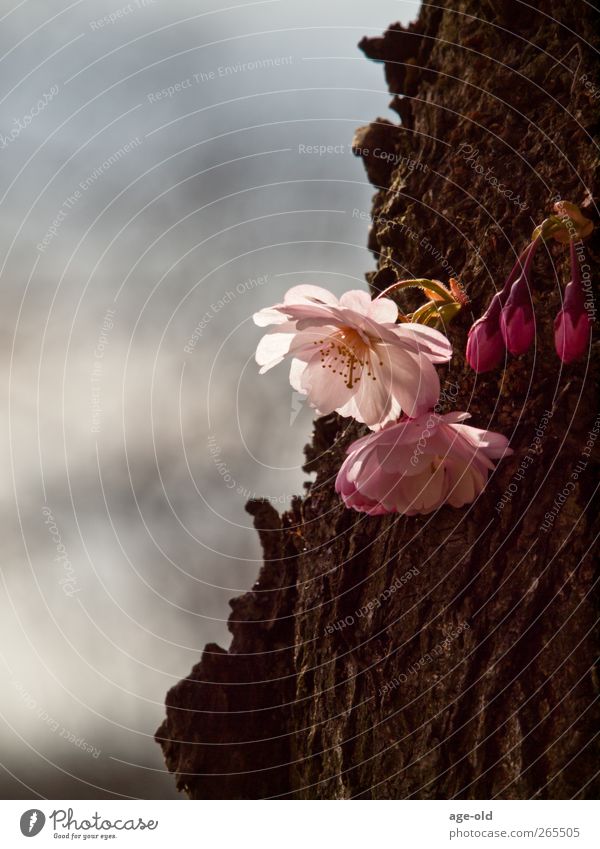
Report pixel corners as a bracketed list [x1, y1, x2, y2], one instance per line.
[0, 0, 417, 798]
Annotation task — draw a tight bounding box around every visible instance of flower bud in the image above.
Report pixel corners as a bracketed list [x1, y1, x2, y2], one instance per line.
[499, 238, 539, 355]
[500, 285, 535, 355]
[466, 293, 505, 372]
[554, 241, 592, 363]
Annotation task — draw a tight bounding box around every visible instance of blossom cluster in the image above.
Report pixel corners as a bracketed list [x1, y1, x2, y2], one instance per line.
[466, 202, 593, 371]
[254, 283, 510, 516]
[252, 202, 592, 517]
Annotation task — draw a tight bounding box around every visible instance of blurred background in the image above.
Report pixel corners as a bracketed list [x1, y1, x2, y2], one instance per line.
[0, 0, 417, 798]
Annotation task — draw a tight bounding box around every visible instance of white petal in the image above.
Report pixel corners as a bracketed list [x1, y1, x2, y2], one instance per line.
[253, 306, 289, 327]
[289, 358, 307, 392]
[255, 330, 294, 372]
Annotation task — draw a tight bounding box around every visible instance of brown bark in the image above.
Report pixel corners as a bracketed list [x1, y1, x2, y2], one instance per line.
[156, 0, 599, 799]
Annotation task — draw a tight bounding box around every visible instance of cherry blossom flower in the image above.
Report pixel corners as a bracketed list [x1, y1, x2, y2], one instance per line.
[335, 412, 512, 516]
[254, 285, 452, 429]
[555, 240, 592, 363]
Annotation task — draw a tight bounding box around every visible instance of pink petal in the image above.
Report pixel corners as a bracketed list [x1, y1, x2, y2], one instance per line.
[299, 351, 354, 414]
[280, 303, 341, 324]
[394, 323, 453, 363]
[335, 413, 512, 517]
[554, 311, 591, 363]
[339, 290, 372, 313]
[288, 326, 339, 361]
[375, 442, 417, 475]
[500, 305, 535, 355]
[453, 422, 512, 459]
[444, 461, 482, 508]
[441, 411, 471, 425]
[466, 319, 506, 372]
[368, 296, 398, 324]
[402, 464, 446, 514]
[283, 284, 339, 305]
[346, 349, 397, 427]
[386, 347, 441, 418]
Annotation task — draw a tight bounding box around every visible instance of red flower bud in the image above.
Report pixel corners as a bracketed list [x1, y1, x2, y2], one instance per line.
[466, 293, 505, 372]
[499, 238, 539, 355]
[555, 241, 592, 363]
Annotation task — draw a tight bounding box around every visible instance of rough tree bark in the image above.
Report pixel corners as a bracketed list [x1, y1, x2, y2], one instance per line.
[156, 0, 599, 799]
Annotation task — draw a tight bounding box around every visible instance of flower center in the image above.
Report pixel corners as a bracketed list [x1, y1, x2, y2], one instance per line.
[313, 327, 380, 389]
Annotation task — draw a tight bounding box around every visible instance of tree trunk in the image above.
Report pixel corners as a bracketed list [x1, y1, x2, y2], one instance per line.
[156, 0, 599, 800]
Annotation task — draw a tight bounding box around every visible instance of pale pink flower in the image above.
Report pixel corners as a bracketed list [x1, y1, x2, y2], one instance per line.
[335, 412, 512, 516]
[254, 285, 452, 429]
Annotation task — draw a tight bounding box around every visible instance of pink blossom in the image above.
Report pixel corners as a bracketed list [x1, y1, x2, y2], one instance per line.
[554, 241, 592, 363]
[499, 287, 535, 355]
[466, 241, 539, 371]
[254, 285, 452, 429]
[335, 412, 512, 516]
[465, 293, 506, 373]
[555, 310, 591, 363]
[499, 239, 539, 355]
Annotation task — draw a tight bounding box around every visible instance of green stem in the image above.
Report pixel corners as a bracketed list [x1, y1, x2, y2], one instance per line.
[532, 215, 573, 243]
[375, 278, 454, 304]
